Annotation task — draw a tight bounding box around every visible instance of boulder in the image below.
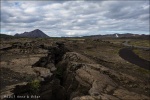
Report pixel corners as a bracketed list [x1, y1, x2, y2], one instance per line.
[33, 67, 52, 78]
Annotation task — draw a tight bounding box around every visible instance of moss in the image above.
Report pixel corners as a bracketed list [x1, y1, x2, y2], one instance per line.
[133, 49, 150, 61]
[136, 68, 150, 75]
[28, 79, 40, 94]
[129, 40, 150, 47]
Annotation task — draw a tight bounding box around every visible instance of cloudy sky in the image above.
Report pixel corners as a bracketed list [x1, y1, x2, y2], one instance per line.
[1, 0, 149, 37]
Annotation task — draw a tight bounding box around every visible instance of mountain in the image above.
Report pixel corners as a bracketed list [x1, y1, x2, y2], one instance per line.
[83, 33, 149, 39]
[14, 29, 49, 38]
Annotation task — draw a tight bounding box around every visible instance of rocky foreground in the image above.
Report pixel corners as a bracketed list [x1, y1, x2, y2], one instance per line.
[0, 42, 149, 100]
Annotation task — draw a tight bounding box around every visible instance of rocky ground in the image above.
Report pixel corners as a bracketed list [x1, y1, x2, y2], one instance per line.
[0, 38, 150, 100]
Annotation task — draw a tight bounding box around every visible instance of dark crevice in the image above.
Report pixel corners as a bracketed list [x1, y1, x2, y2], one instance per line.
[5, 42, 72, 100]
[119, 48, 150, 70]
[0, 46, 14, 51]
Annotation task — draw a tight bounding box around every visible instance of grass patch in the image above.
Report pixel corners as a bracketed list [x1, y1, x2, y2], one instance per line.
[129, 40, 150, 47]
[104, 39, 127, 45]
[28, 79, 40, 94]
[136, 68, 150, 75]
[133, 49, 150, 61]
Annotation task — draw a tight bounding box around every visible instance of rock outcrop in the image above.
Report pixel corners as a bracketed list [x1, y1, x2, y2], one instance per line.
[57, 52, 149, 100]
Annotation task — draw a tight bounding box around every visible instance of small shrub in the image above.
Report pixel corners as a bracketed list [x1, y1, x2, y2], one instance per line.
[28, 80, 40, 94]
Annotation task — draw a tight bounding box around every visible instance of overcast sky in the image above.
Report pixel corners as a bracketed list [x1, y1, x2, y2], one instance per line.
[1, 0, 149, 37]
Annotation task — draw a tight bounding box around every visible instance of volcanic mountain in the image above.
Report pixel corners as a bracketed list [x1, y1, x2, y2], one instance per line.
[14, 29, 49, 38]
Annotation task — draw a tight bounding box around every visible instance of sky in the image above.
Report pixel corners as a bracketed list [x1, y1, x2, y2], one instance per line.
[1, 0, 149, 37]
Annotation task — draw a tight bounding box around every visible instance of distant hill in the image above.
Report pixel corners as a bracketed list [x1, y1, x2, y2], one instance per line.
[14, 29, 49, 38]
[83, 33, 149, 39]
[0, 34, 14, 38]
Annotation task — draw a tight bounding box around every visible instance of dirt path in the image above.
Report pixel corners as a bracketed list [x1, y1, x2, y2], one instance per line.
[119, 48, 150, 70]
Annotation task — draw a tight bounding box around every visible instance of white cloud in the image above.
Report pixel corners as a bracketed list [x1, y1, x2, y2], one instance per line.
[24, 7, 36, 14]
[1, 0, 149, 36]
